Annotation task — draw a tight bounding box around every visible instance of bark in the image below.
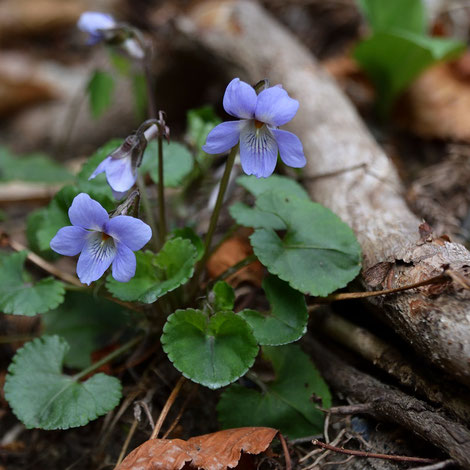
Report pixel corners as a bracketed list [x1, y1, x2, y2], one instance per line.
[305, 338, 470, 468]
[178, 0, 470, 386]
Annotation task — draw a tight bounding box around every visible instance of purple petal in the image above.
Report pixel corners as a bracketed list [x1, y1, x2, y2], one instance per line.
[112, 189, 128, 201]
[89, 156, 111, 180]
[223, 78, 257, 119]
[77, 12, 115, 35]
[239, 122, 278, 178]
[50, 226, 88, 256]
[105, 157, 136, 192]
[76, 232, 116, 285]
[69, 193, 109, 230]
[255, 86, 299, 127]
[271, 129, 306, 168]
[202, 121, 243, 155]
[105, 216, 152, 251]
[111, 242, 136, 282]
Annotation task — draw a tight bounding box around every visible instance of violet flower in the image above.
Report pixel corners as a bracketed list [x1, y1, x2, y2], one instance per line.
[202, 78, 306, 178]
[50, 193, 151, 285]
[77, 11, 116, 44]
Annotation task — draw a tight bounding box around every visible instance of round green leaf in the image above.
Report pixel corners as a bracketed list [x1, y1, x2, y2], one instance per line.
[162, 309, 258, 389]
[237, 174, 310, 200]
[0, 251, 65, 316]
[211, 281, 235, 311]
[106, 238, 197, 303]
[4, 335, 122, 430]
[240, 275, 307, 345]
[250, 192, 362, 296]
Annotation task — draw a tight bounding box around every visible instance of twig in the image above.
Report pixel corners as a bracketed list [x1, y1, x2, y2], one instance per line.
[278, 433, 292, 470]
[150, 376, 186, 439]
[311, 440, 437, 464]
[327, 404, 374, 415]
[412, 460, 457, 470]
[162, 383, 197, 439]
[115, 419, 138, 467]
[288, 434, 322, 445]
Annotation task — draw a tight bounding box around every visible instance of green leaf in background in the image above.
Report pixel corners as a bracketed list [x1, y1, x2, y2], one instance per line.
[141, 141, 194, 188]
[43, 292, 131, 369]
[186, 106, 222, 159]
[106, 238, 198, 303]
[358, 0, 426, 35]
[162, 309, 258, 389]
[0, 146, 72, 183]
[4, 335, 121, 430]
[212, 281, 235, 311]
[240, 275, 307, 345]
[87, 69, 115, 119]
[237, 174, 310, 200]
[109, 51, 131, 75]
[355, 30, 465, 113]
[171, 227, 204, 261]
[132, 73, 147, 120]
[230, 202, 284, 230]
[0, 251, 65, 316]
[250, 192, 362, 297]
[218, 344, 331, 438]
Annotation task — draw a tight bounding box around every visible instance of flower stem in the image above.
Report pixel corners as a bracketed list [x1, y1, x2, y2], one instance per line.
[137, 173, 159, 252]
[72, 335, 142, 382]
[193, 145, 238, 287]
[157, 134, 167, 248]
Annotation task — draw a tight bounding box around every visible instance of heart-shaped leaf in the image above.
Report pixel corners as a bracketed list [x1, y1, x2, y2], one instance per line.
[240, 275, 307, 345]
[211, 281, 235, 311]
[4, 335, 121, 429]
[162, 309, 258, 389]
[0, 251, 65, 316]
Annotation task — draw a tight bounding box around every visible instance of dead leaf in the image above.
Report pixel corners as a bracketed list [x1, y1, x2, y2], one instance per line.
[398, 52, 470, 141]
[117, 427, 278, 470]
[206, 232, 263, 287]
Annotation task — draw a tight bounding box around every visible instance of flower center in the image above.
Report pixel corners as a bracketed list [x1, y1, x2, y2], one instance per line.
[102, 232, 111, 241]
[254, 119, 264, 129]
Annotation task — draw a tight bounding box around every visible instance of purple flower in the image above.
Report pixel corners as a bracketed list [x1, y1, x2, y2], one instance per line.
[202, 78, 306, 178]
[77, 11, 116, 44]
[50, 193, 152, 285]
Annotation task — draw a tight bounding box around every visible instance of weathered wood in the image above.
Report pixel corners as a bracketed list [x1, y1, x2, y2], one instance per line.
[179, 0, 470, 386]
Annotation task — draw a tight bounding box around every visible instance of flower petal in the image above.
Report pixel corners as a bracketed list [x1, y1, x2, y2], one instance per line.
[239, 122, 278, 178]
[202, 121, 243, 154]
[111, 242, 136, 282]
[271, 129, 306, 168]
[76, 233, 116, 285]
[77, 12, 115, 35]
[50, 226, 88, 256]
[89, 156, 111, 180]
[255, 86, 299, 127]
[69, 193, 109, 230]
[223, 78, 257, 119]
[105, 215, 152, 251]
[105, 157, 136, 192]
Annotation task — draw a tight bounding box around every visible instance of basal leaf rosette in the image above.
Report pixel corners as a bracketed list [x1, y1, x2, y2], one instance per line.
[249, 192, 362, 297]
[0, 251, 65, 316]
[161, 309, 259, 389]
[4, 335, 121, 430]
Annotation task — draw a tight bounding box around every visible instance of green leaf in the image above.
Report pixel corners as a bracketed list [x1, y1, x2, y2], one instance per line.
[240, 275, 307, 345]
[0, 251, 65, 316]
[230, 202, 284, 230]
[141, 141, 194, 187]
[87, 69, 115, 119]
[162, 309, 258, 389]
[218, 345, 331, 438]
[358, 0, 426, 35]
[354, 30, 465, 113]
[4, 335, 121, 430]
[171, 227, 204, 261]
[132, 73, 147, 120]
[43, 292, 131, 369]
[237, 174, 310, 200]
[186, 106, 222, 157]
[212, 281, 235, 311]
[0, 146, 72, 183]
[250, 192, 362, 296]
[106, 238, 198, 303]
[109, 51, 131, 75]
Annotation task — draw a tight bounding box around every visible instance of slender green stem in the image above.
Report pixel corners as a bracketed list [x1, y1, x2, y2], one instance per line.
[0, 335, 37, 344]
[157, 135, 167, 248]
[207, 223, 240, 259]
[206, 254, 257, 290]
[137, 174, 159, 252]
[72, 335, 142, 382]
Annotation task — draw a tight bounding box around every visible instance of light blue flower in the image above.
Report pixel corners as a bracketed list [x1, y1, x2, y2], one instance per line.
[77, 11, 116, 44]
[50, 193, 151, 285]
[202, 78, 306, 178]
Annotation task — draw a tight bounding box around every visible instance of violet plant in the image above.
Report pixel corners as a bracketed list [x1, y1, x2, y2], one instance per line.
[2, 13, 362, 439]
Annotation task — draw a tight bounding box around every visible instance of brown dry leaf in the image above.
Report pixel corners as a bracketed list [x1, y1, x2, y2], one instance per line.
[206, 233, 263, 287]
[398, 52, 470, 141]
[117, 427, 278, 470]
